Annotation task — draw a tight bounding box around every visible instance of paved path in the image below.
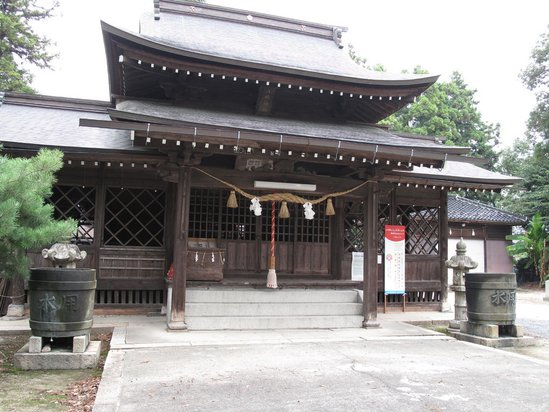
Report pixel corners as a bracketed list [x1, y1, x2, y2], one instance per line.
[92, 290, 549, 412]
[516, 288, 549, 340]
[94, 331, 549, 412]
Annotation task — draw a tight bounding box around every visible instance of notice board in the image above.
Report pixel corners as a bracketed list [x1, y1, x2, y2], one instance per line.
[384, 225, 406, 294]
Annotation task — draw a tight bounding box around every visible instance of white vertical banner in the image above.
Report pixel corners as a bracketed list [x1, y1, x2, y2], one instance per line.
[351, 252, 364, 280]
[384, 225, 406, 294]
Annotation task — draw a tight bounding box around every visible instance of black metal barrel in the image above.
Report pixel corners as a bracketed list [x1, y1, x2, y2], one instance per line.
[465, 272, 517, 325]
[28, 268, 96, 338]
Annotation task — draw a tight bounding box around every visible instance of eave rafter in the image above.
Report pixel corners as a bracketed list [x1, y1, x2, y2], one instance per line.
[107, 39, 428, 120]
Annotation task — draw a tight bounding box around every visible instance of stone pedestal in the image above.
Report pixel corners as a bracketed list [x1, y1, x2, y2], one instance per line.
[14, 339, 101, 370]
[449, 285, 467, 329]
[448, 321, 532, 348]
[460, 321, 523, 339]
[3, 304, 26, 319]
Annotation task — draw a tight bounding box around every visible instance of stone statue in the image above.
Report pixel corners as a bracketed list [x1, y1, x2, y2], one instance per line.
[42, 242, 87, 269]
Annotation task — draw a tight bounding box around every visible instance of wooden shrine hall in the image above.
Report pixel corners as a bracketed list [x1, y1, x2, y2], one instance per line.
[0, 0, 520, 329]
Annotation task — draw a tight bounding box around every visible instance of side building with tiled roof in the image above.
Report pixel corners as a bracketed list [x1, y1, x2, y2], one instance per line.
[447, 195, 526, 274]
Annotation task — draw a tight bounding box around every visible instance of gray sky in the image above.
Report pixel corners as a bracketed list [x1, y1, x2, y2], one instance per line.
[31, 0, 549, 148]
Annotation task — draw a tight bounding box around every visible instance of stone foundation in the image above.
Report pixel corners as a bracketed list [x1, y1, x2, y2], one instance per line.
[14, 334, 100, 370]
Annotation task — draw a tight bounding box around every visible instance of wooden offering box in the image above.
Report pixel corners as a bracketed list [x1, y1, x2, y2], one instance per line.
[187, 238, 224, 281]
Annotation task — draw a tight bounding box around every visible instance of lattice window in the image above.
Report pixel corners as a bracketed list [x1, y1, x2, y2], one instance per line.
[220, 191, 256, 241]
[396, 205, 439, 255]
[103, 187, 166, 247]
[50, 185, 96, 245]
[378, 203, 391, 254]
[295, 201, 329, 243]
[261, 201, 294, 242]
[344, 201, 391, 253]
[189, 188, 221, 239]
[344, 201, 364, 252]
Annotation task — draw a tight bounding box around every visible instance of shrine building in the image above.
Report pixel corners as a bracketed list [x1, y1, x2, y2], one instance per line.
[0, 0, 520, 329]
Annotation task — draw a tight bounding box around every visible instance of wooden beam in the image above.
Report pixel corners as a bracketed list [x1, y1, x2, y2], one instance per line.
[168, 166, 192, 330]
[363, 180, 380, 327]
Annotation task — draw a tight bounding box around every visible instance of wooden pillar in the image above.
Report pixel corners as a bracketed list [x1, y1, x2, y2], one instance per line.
[168, 166, 191, 330]
[363, 181, 380, 327]
[94, 164, 106, 275]
[439, 189, 449, 311]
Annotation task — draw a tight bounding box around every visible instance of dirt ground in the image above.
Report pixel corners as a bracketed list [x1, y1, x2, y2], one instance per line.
[0, 333, 110, 412]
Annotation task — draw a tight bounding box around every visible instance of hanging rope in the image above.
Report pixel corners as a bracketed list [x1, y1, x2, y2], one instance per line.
[270, 201, 275, 269]
[192, 167, 372, 205]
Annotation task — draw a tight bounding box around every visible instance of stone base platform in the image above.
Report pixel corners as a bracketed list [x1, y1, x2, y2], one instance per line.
[447, 329, 539, 348]
[14, 340, 101, 370]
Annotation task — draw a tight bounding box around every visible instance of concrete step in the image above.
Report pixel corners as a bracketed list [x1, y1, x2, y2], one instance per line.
[185, 315, 364, 330]
[186, 302, 362, 317]
[187, 288, 361, 303]
[181, 288, 364, 330]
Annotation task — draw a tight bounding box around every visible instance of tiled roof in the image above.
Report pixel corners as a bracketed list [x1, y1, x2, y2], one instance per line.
[390, 160, 522, 187]
[448, 195, 527, 225]
[113, 99, 461, 151]
[0, 94, 144, 152]
[123, 2, 438, 87]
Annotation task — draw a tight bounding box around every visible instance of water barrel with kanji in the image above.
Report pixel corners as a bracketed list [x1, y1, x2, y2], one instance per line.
[465, 272, 517, 325]
[28, 268, 96, 338]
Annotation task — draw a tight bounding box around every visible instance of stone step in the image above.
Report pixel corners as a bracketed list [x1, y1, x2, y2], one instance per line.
[186, 302, 362, 317]
[186, 288, 361, 303]
[185, 315, 364, 330]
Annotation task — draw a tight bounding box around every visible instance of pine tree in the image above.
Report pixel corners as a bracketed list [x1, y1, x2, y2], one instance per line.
[0, 147, 76, 279]
[0, 0, 58, 92]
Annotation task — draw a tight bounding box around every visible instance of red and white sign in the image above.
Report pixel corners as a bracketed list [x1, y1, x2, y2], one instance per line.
[384, 225, 406, 294]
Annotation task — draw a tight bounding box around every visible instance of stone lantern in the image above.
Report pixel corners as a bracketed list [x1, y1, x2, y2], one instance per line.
[446, 238, 477, 329]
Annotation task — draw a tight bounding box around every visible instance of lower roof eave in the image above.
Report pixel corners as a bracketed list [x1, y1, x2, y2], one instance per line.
[384, 175, 515, 192]
[79, 117, 464, 168]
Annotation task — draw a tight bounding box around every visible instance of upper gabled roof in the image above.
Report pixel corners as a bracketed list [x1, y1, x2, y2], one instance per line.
[101, 1, 438, 122]
[134, 1, 438, 87]
[448, 195, 527, 225]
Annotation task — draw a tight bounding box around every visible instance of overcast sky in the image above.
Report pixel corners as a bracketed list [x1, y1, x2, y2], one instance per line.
[31, 0, 549, 148]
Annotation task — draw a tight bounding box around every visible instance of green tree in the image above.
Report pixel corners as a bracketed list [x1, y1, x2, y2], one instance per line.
[521, 25, 549, 143]
[0, 147, 76, 280]
[506, 214, 549, 287]
[497, 27, 549, 223]
[383, 71, 500, 168]
[348, 44, 386, 72]
[0, 0, 58, 93]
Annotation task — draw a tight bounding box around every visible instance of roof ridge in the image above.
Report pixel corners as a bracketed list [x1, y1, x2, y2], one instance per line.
[156, 0, 347, 42]
[1, 92, 111, 114]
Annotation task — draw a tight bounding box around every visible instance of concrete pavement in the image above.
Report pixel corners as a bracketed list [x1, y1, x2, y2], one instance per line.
[2, 289, 548, 411]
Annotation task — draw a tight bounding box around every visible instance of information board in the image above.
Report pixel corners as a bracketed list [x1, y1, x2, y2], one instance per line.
[384, 225, 406, 294]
